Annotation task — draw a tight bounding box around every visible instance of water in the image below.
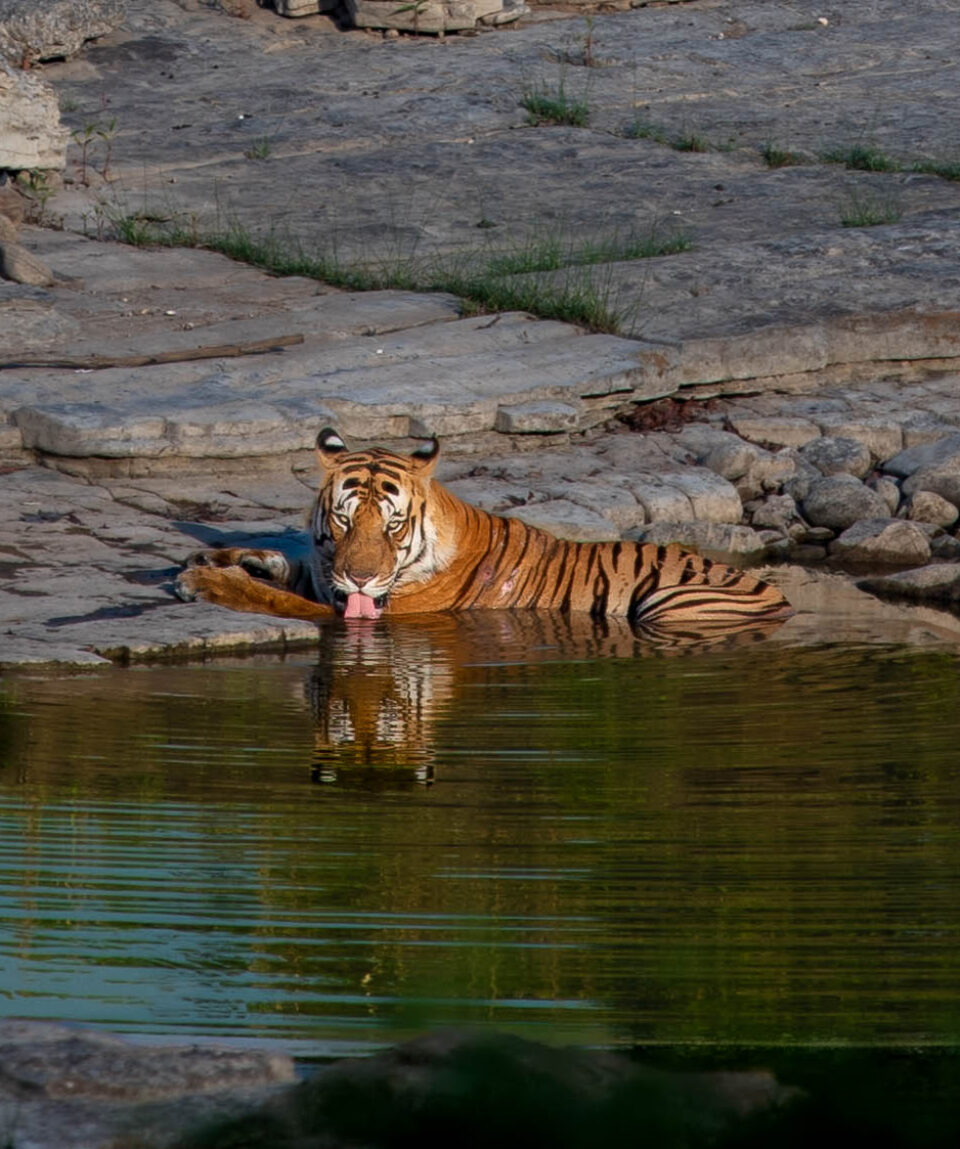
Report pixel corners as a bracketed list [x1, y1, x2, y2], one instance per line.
[2, 611, 960, 1058]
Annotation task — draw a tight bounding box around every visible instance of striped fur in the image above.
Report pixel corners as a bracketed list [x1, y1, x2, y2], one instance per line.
[177, 429, 792, 626]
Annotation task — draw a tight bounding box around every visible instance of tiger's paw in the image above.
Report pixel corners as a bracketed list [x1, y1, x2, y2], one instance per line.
[184, 547, 290, 583]
[175, 564, 251, 606]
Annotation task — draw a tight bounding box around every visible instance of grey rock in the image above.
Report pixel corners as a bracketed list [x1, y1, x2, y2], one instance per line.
[815, 415, 902, 464]
[346, 0, 506, 31]
[623, 476, 694, 523]
[901, 456, 960, 507]
[700, 438, 761, 481]
[906, 489, 959, 529]
[859, 563, 960, 604]
[0, 239, 54, 285]
[727, 415, 821, 450]
[780, 455, 824, 504]
[866, 475, 901, 516]
[931, 534, 960, 561]
[799, 435, 872, 479]
[0, 1019, 294, 1149]
[274, 0, 337, 14]
[901, 414, 956, 449]
[0, 0, 125, 64]
[659, 468, 741, 522]
[882, 434, 960, 480]
[495, 400, 581, 434]
[802, 474, 890, 532]
[542, 479, 645, 529]
[624, 521, 768, 562]
[749, 492, 798, 532]
[0, 58, 67, 170]
[504, 499, 615, 541]
[830, 518, 933, 566]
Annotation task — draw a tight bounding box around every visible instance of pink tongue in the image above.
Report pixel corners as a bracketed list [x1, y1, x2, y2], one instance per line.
[344, 592, 382, 620]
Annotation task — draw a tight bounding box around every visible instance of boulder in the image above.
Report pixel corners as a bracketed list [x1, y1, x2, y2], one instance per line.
[882, 434, 960, 480]
[0, 0, 125, 65]
[700, 437, 761, 481]
[345, 0, 520, 32]
[799, 434, 872, 479]
[905, 489, 959, 528]
[901, 454, 960, 507]
[802, 474, 890, 532]
[829, 518, 933, 566]
[859, 563, 960, 605]
[815, 415, 903, 464]
[0, 59, 68, 171]
[659, 468, 741, 522]
[624, 521, 770, 562]
[866, 475, 901, 516]
[0, 238, 53, 285]
[749, 492, 799, 533]
[505, 499, 615, 541]
[726, 414, 820, 450]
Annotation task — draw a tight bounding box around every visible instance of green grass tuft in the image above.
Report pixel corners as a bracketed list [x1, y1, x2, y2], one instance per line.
[522, 84, 589, 127]
[761, 142, 804, 168]
[838, 188, 902, 228]
[107, 214, 693, 335]
[822, 144, 901, 172]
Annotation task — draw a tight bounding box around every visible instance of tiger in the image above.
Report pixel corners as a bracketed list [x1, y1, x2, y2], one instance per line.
[175, 428, 792, 627]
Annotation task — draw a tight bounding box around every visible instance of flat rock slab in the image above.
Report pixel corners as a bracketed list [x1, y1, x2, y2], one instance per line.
[32, 0, 960, 381]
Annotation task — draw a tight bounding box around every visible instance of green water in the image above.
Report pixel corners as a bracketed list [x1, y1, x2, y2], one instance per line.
[1, 612, 960, 1057]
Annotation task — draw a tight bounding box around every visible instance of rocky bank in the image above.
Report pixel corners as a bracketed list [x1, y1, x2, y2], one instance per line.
[2, 0, 960, 663]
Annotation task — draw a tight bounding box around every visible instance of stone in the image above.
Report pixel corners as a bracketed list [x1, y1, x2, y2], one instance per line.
[901, 414, 956, 449]
[799, 435, 872, 479]
[0, 181, 25, 223]
[504, 499, 615, 541]
[0, 0, 125, 64]
[542, 479, 645, 529]
[495, 401, 581, 434]
[749, 492, 798, 532]
[866, 475, 901, 516]
[0, 211, 16, 241]
[802, 474, 890, 532]
[931, 534, 960, 561]
[905, 489, 959, 529]
[829, 518, 932, 566]
[700, 438, 761, 481]
[0, 59, 68, 171]
[882, 434, 960, 480]
[744, 449, 799, 493]
[727, 415, 821, 450]
[345, 0, 504, 31]
[0, 239, 53, 285]
[624, 521, 768, 562]
[901, 456, 960, 507]
[815, 415, 902, 463]
[859, 563, 960, 605]
[273, 0, 337, 14]
[658, 468, 741, 522]
[624, 477, 694, 523]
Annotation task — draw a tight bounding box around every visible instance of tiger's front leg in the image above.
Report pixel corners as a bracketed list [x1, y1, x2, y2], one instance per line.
[175, 563, 335, 621]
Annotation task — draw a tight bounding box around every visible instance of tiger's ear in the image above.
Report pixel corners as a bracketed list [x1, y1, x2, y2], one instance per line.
[316, 427, 348, 471]
[410, 434, 440, 476]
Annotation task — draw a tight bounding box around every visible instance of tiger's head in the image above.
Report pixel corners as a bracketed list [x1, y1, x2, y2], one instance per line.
[311, 428, 443, 620]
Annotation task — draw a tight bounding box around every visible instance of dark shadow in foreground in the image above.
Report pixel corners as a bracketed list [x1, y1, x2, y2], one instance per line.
[177, 1029, 960, 1149]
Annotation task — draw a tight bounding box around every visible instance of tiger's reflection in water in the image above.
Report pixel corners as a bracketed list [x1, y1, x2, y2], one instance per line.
[304, 609, 788, 788]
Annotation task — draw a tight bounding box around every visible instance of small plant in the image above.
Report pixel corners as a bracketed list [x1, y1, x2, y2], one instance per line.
[838, 187, 902, 227]
[912, 158, 960, 181]
[671, 132, 710, 154]
[243, 135, 272, 161]
[96, 116, 118, 180]
[761, 141, 803, 168]
[522, 82, 589, 128]
[70, 121, 99, 185]
[822, 144, 900, 172]
[23, 170, 55, 226]
[625, 118, 670, 145]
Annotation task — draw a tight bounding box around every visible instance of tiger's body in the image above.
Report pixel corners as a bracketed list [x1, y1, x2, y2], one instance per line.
[176, 429, 792, 627]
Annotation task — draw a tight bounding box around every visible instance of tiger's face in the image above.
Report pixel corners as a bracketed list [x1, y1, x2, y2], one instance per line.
[312, 429, 441, 619]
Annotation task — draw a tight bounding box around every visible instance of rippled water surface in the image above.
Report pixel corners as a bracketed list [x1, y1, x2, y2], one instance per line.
[2, 612, 960, 1056]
